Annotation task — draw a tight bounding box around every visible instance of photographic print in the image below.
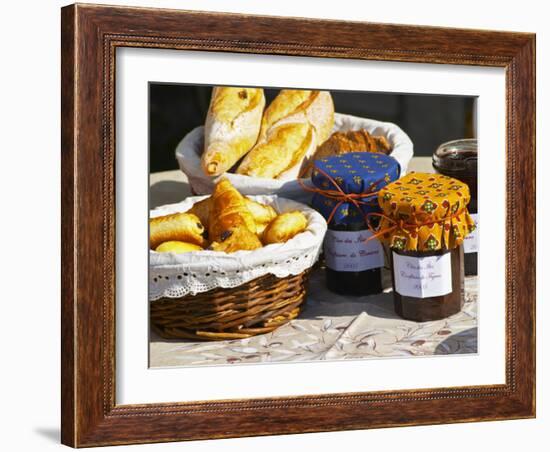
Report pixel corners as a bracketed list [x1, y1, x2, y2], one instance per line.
[61, 4, 535, 446]
[148, 85, 479, 368]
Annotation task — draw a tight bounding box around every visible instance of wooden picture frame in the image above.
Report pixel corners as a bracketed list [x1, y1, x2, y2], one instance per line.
[61, 3, 535, 447]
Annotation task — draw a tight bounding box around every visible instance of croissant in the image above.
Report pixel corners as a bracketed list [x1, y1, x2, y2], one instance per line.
[262, 211, 308, 244]
[244, 198, 278, 235]
[149, 212, 206, 249]
[236, 90, 334, 179]
[207, 217, 262, 253]
[189, 193, 276, 235]
[187, 197, 211, 226]
[208, 179, 260, 251]
[202, 87, 265, 176]
[155, 241, 203, 253]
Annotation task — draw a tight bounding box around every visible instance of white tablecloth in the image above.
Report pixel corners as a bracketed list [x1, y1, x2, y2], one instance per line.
[149, 159, 477, 368]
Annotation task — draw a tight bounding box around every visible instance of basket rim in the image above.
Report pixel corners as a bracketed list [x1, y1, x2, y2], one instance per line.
[175, 112, 414, 188]
[148, 196, 326, 301]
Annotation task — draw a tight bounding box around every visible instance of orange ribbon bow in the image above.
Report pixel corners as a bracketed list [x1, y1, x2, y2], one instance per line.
[298, 164, 382, 225]
[364, 208, 468, 244]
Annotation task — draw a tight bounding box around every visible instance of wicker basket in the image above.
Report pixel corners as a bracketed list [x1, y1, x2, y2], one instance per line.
[150, 271, 310, 341]
[176, 113, 414, 202]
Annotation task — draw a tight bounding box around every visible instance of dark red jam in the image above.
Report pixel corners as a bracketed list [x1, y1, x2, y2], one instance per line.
[390, 246, 464, 322]
[310, 152, 400, 297]
[433, 139, 478, 276]
[325, 221, 383, 296]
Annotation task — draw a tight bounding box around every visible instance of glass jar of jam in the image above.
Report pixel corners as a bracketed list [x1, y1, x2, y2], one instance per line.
[324, 218, 383, 295]
[390, 247, 464, 322]
[432, 139, 478, 275]
[377, 172, 475, 321]
[310, 152, 400, 296]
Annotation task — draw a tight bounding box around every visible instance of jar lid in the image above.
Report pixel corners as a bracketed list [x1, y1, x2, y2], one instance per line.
[311, 152, 400, 193]
[310, 152, 400, 226]
[432, 138, 478, 175]
[376, 172, 476, 251]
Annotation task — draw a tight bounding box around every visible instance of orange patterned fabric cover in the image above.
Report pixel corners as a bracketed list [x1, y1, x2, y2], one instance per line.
[377, 172, 476, 251]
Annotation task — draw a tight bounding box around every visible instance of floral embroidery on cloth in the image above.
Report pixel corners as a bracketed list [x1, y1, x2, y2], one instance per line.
[377, 172, 476, 251]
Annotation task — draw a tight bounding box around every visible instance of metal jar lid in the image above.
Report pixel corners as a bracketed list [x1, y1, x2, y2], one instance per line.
[432, 138, 478, 175]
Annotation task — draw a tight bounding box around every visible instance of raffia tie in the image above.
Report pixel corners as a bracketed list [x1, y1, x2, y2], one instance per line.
[364, 208, 468, 243]
[298, 164, 382, 225]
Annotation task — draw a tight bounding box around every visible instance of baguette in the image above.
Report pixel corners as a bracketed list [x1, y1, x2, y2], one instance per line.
[202, 87, 265, 176]
[236, 90, 334, 179]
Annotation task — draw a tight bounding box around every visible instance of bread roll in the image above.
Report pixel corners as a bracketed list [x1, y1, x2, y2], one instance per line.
[155, 241, 203, 253]
[236, 90, 334, 179]
[202, 87, 265, 176]
[150, 212, 206, 249]
[262, 211, 308, 244]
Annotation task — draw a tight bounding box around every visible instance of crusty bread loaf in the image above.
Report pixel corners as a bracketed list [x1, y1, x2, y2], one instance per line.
[303, 129, 392, 176]
[236, 90, 334, 179]
[202, 87, 265, 176]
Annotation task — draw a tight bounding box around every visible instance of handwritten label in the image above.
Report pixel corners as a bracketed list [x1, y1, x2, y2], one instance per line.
[393, 251, 452, 298]
[324, 229, 384, 272]
[463, 213, 479, 254]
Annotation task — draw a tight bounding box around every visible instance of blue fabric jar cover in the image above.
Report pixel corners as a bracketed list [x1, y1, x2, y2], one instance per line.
[310, 152, 401, 227]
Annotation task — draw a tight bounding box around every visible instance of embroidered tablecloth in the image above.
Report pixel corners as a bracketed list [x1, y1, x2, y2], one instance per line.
[149, 161, 477, 368]
[149, 268, 477, 367]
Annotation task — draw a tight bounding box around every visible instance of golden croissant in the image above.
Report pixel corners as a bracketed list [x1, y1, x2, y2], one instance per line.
[187, 197, 211, 226]
[189, 195, 277, 235]
[202, 87, 265, 176]
[207, 179, 262, 252]
[242, 198, 278, 235]
[262, 211, 308, 244]
[207, 217, 262, 253]
[236, 90, 334, 179]
[149, 212, 206, 249]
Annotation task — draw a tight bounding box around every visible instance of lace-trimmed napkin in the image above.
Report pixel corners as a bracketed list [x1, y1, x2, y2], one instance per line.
[149, 195, 327, 301]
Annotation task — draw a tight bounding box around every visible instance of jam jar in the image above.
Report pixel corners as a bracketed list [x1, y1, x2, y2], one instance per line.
[377, 172, 475, 321]
[310, 152, 400, 296]
[432, 138, 478, 275]
[324, 218, 383, 296]
[390, 247, 464, 321]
